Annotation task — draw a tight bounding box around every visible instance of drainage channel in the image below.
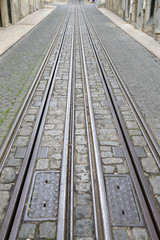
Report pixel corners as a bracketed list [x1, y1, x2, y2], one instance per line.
[0, 3, 73, 239]
[79, 1, 160, 239]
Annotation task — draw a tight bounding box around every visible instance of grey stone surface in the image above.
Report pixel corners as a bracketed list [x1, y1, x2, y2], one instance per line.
[36, 159, 49, 170]
[6, 158, 21, 167]
[132, 228, 149, 240]
[76, 219, 93, 237]
[76, 205, 92, 219]
[18, 223, 36, 238]
[50, 160, 61, 169]
[0, 183, 12, 191]
[102, 158, 124, 165]
[149, 176, 160, 194]
[1, 167, 16, 183]
[100, 141, 119, 146]
[113, 229, 129, 240]
[76, 238, 93, 240]
[0, 191, 9, 220]
[39, 222, 56, 238]
[0, 5, 69, 147]
[103, 165, 115, 173]
[75, 194, 91, 205]
[117, 164, 129, 173]
[141, 158, 159, 173]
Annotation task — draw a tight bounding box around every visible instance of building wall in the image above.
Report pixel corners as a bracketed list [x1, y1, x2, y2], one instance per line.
[0, 0, 42, 28]
[105, 0, 160, 42]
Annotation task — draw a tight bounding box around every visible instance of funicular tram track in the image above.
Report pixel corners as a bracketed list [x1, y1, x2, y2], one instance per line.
[0, 0, 160, 239]
[79, 1, 160, 239]
[0, 3, 74, 239]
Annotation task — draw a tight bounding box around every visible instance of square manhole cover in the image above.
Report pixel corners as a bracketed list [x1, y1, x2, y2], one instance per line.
[105, 175, 143, 226]
[25, 171, 60, 221]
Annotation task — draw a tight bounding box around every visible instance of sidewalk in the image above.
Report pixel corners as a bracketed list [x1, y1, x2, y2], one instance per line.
[97, 6, 160, 59]
[0, 5, 56, 56]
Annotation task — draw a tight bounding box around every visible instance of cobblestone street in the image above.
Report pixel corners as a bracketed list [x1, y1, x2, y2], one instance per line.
[0, 4, 68, 146]
[0, 0, 160, 240]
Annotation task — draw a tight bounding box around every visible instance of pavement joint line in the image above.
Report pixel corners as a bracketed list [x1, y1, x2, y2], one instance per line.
[97, 6, 160, 59]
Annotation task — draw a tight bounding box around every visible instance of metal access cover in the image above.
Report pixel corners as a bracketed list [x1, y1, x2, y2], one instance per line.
[134, 146, 146, 158]
[38, 147, 48, 158]
[112, 146, 146, 158]
[105, 175, 143, 226]
[15, 147, 27, 158]
[112, 147, 124, 158]
[25, 171, 60, 221]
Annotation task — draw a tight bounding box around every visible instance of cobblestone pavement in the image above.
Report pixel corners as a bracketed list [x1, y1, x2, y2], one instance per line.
[85, 4, 160, 147]
[0, 4, 69, 147]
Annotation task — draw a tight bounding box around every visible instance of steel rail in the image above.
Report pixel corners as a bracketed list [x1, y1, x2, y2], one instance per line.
[56, 9, 75, 240]
[69, 3, 76, 239]
[79, 10, 113, 240]
[78, 5, 102, 239]
[0, 7, 72, 240]
[80, 3, 160, 239]
[83, 3, 160, 169]
[0, 9, 68, 169]
[81, 36, 100, 240]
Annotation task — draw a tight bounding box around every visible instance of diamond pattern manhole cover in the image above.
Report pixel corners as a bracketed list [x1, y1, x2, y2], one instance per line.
[105, 175, 143, 226]
[25, 171, 60, 221]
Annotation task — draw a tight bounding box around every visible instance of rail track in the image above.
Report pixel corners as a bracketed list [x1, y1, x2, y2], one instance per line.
[0, 0, 160, 239]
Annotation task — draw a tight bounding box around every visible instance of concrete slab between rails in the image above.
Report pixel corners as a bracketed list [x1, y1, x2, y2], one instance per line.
[97, 7, 160, 59]
[0, 5, 56, 56]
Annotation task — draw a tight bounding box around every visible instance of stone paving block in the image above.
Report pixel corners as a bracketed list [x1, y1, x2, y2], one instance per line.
[103, 165, 115, 173]
[0, 184, 12, 191]
[19, 126, 32, 136]
[76, 136, 87, 145]
[141, 158, 159, 173]
[36, 159, 49, 170]
[101, 152, 113, 158]
[75, 194, 91, 205]
[100, 141, 119, 146]
[117, 164, 129, 174]
[76, 219, 93, 237]
[50, 160, 61, 169]
[14, 136, 29, 147]
[24, 115, 35, 122]
[149, 176, 160, 194]
[39, 222, 56, 238]
[126, 121, 139, 130]
[102, 158, 123, 165]
[132, 136, 146, 146]
[132, 228, 149, 240]
[19, 223, 36, 238]
[129, 129, 142, 136]
[76, 173, 90, 183]
[6, 158, 21, 167]
[76, 238, 93, 240]
[75, 165, 88, 173]
[113, 229, 129, 240]
[1, 167, 16, 183]
[0, 191, 9, 220]
[76, 205, 92, 219]
[76, 182, 90, 192]
[76, 145, 88, 154]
